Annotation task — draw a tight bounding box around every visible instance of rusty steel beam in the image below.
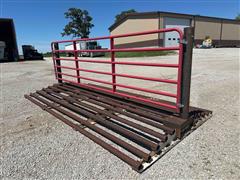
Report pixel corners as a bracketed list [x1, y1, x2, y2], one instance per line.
[58, 83, 186, 128]
[36, 90, 160, 152]
[24, 94, 144, 171]
[53, 85, 174, 131]
[24, 83, 212, 171]
[180, 27, 194, 119]
[26, 93, 152, 162]
[50, 85, 174, 134]
[46, 86, 168, 141]
[54, 84, 175, 134]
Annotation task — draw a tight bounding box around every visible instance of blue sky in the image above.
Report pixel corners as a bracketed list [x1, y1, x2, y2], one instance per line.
[1, 0, 239, 53]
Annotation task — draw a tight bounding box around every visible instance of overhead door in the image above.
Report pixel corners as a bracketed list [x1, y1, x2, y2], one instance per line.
[164, 17, 190, 47]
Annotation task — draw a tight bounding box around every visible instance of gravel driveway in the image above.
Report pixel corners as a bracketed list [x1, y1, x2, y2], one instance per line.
[0, 48, 239, 179]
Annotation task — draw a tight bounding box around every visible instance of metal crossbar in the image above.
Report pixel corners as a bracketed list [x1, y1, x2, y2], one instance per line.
[51, 28, 192, 115]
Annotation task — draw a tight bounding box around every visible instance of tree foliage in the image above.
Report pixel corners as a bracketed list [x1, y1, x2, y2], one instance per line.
[235, 14, 240, 20]
[115, 9, 137, 22]
[62, 8, 94, 38]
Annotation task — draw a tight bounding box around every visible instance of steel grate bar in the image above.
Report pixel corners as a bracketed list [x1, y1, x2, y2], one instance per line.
[24, 83, 212, 172]
[58, 83, 185, 128]
[47, 86, 168, 141]
[51, 85, 171, 131]
[36, 90, 160, 152]
[24, 94, 144, 171]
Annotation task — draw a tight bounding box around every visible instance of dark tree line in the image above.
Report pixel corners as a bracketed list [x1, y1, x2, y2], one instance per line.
[62, 8, 137, 38]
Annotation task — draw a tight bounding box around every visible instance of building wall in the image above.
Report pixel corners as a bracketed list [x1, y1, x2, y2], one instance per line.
[110, 17, 159, 48]
[159, 16, 164, 39]
[194, 18, 240, 46]
[221, 22, 240, 40]
[110, 13, 240, 48]
[194, 19, 221, 40]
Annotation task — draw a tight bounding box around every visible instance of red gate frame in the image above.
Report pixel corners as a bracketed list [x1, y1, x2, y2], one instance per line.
[51, 28, 194, 116]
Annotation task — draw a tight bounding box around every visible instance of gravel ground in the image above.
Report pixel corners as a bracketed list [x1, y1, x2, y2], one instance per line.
[0, 48, 239, 179]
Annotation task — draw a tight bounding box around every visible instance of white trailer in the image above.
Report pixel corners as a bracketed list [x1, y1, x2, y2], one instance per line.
[64, 41, 105, 57]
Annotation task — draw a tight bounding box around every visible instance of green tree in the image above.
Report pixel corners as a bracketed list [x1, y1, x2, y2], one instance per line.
[235, 14, 240, 20]
[115, 9, 137, 22]
[61, 8, 94, 38]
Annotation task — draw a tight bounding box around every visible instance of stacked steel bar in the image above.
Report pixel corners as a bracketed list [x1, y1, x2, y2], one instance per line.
[25, 83, 181, 171]
[25, 83, 212, 171]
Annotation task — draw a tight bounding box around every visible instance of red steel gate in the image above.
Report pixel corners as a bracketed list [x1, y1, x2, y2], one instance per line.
[51, 28, 193, 117]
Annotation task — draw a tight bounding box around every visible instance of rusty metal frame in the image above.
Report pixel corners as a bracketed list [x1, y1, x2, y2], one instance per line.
[25, 83, 212, 171]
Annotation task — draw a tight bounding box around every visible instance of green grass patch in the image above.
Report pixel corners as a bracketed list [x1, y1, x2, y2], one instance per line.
[43, 50, 175, 58]
[104, 51, 174, 58]
[43, 52, 68, 57]
[43, 52, 52, 57]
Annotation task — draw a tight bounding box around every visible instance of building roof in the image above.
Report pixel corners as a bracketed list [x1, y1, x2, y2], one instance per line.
[109, 11, 239, 31]
[0, 18, 14, 21]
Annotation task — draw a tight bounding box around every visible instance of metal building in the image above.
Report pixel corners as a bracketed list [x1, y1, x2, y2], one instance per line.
[109, 11, 240, 48]
[0, 18, 19, 61]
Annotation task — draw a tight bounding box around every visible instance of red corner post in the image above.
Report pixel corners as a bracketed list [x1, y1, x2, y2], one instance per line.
[110, 38, 116, 92]
[73, 41, 80, 83]
[53, 43, 62, 83]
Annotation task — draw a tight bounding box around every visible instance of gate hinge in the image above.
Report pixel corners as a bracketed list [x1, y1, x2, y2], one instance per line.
[179, 39, 188, 45]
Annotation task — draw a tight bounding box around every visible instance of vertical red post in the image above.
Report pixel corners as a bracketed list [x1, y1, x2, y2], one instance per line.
[53, 43, 62, 83]
[73, 41, 80, 83]
[110, 38, 116, 92]
[51, 43, 57, 79]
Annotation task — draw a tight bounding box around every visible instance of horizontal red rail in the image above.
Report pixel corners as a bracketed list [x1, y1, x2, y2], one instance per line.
[57, 77, 178, 110]
[51, 28, 184, 113]
[52, 28, 183, 43]
[54, 58, 179, 68]
[56, 72, 177, 98]
[55, 65, 177, 84]
[53, 46, 179, 53]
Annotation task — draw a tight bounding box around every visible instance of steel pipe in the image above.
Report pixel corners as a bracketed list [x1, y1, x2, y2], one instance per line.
[54, 58, 179, 68]
[24, 94, 144, 170]
[46, 86, 167, 141]
[56, 71, 177, 84]
[36, 90, 160, 151]
[53, 84, 175, 134]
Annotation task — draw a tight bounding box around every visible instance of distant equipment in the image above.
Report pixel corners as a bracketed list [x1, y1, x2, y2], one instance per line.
[65, 41, 105, 57]
[22, 45, 43, 60]
[0, 41, 6, 61]
[202, 37, 212, 48]
[196, 36, 213, 49]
